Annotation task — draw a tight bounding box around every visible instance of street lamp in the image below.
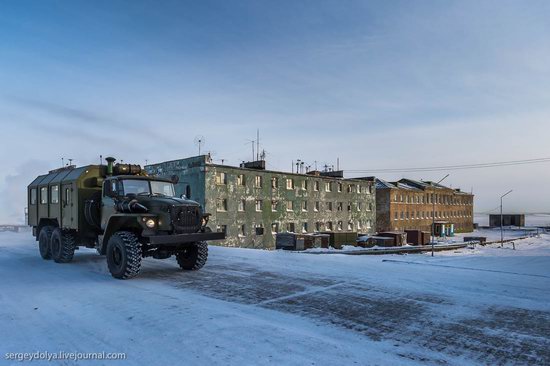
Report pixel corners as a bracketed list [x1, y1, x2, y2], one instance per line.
[431, 174, 450, 257]
[500, 190, 513, 247]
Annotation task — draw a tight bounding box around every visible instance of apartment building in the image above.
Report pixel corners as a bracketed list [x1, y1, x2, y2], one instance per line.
[146, 155, 376, 249]
[374, 178, 474, 235]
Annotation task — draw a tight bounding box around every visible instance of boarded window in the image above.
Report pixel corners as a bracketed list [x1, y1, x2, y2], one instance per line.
[238, 200, 246, 212]
[216, 198, 228, 211]
[237, 174, 245, 186]
[286, 178, 294, 190]
[255, 176, 262, 188]
[314, 181, 320, 191]
[286, 201, 294, 211]
[215, 172, 227, 185]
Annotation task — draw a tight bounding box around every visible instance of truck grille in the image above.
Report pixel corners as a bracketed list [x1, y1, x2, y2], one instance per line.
[171, 205, 201, 234]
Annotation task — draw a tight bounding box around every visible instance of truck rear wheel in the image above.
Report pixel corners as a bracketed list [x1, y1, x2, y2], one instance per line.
[107, 231, 142, 279]
[38, 226, 54, 260]
[51, 229, 76, 263]
[176, 241, 208, 270]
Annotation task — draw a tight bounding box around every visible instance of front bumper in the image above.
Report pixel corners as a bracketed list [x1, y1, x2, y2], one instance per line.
[145, 231, 226, 245]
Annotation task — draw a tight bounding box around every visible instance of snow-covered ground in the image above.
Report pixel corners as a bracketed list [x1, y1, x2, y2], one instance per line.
[1, 232, 549, 366]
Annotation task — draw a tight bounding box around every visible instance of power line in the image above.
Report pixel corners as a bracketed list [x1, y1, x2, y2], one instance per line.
[345, 157, 550, 173]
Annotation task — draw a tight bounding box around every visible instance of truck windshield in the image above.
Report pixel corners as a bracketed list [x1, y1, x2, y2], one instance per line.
[121, 180, 175, 197]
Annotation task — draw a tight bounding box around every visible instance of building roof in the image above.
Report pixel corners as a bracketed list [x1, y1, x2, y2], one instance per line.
[375, 177, 472, 195]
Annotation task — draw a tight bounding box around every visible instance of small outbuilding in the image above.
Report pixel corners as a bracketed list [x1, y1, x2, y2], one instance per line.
[489, 214, 525, 227]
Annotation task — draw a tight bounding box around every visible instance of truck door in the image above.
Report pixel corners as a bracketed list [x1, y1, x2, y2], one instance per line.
[61, 183, 75, 228]
[101, 179, 117, 230]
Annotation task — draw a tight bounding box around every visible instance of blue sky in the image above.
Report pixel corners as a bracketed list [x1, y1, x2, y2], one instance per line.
[1, 0, 550, 222]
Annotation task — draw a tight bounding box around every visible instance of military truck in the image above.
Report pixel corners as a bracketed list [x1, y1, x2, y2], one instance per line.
[27, 157, 225, 279]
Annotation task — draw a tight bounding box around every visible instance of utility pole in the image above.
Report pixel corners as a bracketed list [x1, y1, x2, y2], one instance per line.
[432, 174, 450, 257]
[500, 190, 513, 247]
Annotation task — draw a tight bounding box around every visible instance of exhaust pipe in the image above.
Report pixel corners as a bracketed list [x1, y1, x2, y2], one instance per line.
[105, 157, 116, 176]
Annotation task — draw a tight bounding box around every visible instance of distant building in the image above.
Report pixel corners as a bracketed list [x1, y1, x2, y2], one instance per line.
[373, 178, 474, 236]
[489, 214, 525, 227]
[146, 155, 376, 249]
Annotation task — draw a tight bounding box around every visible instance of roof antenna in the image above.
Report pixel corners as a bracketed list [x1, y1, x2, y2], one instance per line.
[100, 155, 103, 165]
[61, 157, 64, 168]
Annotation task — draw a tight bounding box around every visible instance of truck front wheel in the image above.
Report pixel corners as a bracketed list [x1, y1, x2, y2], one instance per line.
[107, 231, 142, 279]
[51, 229, 76, 263]
[38, 226, 54, 260]
[176, 241, 208, 270]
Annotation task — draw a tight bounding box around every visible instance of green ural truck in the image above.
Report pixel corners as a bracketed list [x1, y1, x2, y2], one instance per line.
[27, 157, 225, 279]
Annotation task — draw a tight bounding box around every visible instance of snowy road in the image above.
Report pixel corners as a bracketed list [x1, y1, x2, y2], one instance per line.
[1, 232, 550, 366]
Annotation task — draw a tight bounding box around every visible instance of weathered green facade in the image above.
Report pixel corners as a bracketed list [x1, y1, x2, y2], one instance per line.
[146, 155, 376, 249]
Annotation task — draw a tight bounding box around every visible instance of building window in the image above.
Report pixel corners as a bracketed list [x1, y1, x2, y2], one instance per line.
[239, 224, 246, 237]
[326, 222, 333, 231]
[255, 176, 262, 188]
[216, 198, 227, 212]
[271, 222, 279, 234]
[394, 212, 398, 220]
[271, 177, 278, 189]
[271, 200, 278, 212]
[357, 221, 362, 230]
[357, 202, 362, 211]
[400, 211, 404, 220]
[286, 178, 294, 190]
[405, 196, 409, 203]
[406, 212, 409, 220]
[255, 224, 264, 235]
[366, 220, 372, 229]
[327, 202, 333, 211]
[286, 222, 295, 233]
[368, 185, 373, 194]
[347, 221, 353, 231]
[347, 184, 353, 193]
[65, 188, 71, 205]
[315, 222, 322, 231]
[286, 201, 294, 211]
[393, 194, 398, 202]
[337, 202, 343, 211]
[238, 199, 246, 212]
[314, 201, 320, 212]
[217, 224, 227, 233]
[301, 201, 308, 211]
[367, 202, 373, 211]
[50, 185, 59, 204]
[337, 221, 343, 231]
[215, 172, 227, 185]
[325, 182, 332, 192]
[314, 181, 320, 191]
[30, 189, 37, 205]
[40, 187, 48, 204]
[347, 202, 352, 211]
[301, 180, 308, 190]
[337, 182, 343, 192]
[255, 200, 263, 212]
[302, 222, 308, 233]
[237, 174, 246, 186]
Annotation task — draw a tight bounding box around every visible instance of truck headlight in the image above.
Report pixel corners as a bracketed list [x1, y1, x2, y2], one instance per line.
[145, 219, 156, 228]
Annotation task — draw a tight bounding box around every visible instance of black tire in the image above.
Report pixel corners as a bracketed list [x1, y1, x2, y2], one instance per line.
[176, 241, 208, 270]
[51, 228, 76, 263]
[106, 231, 142, 279]
[38, 226, 54, 260]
